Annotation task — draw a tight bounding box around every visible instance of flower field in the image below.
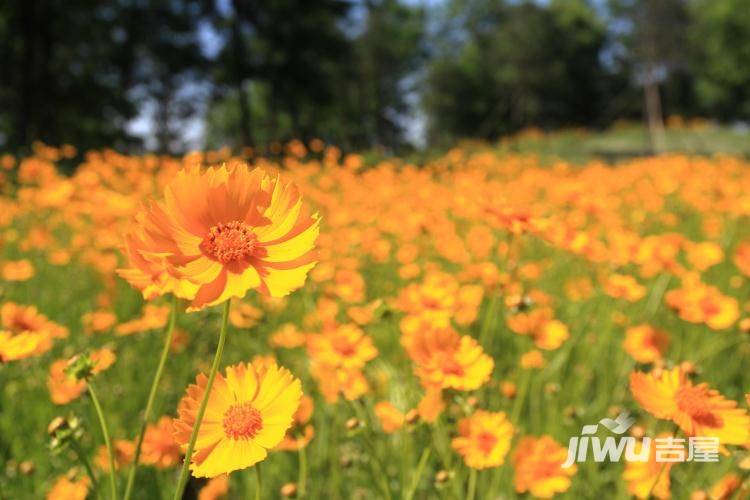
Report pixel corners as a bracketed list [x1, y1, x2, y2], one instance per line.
[1, 142, 750, 499]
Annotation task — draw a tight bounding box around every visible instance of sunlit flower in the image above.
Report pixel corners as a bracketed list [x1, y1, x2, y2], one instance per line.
[141, 416, 181, 468]
[374, 401, 405, 434]
[46, 474, 90, 500]
[451, 410, 513, 469]
[512, 435, 576, 498]
[630, 367, 750, 444]
[123, 165, 319, 310]
[623, 325, 669, 363]
[2, 259, 35, 281]
[173, 360, 302, 477]
[0, 302, 68, 362]
[306, 323, 378, 370]
[622, 435, 672, 499]
[604, 274, 646, 302]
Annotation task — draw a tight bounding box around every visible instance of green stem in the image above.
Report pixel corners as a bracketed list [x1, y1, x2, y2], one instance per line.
[478, 294, 499, 350]
[70, 438, 99, 498]
[511, 369, 532, 425]
[88, 381, 117, 500]
[123, 295, 178, 500]
[403, 448, 430, 500]
[255, 463, 262, 500]
[466, 468, 477, 500]
[173, 299, 231, 500]
[298, 445, 308, 497]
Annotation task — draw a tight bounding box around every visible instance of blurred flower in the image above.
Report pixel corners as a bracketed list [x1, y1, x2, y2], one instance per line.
[512, 435, 576, 498]
[451, 410, 513, 469]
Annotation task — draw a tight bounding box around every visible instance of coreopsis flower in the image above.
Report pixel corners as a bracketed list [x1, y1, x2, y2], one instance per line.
[604, 274, 646, 302]
[306, 323, 378, 370]
[2, 259, 35, 281]
[707, 473, 742, 500]
[95, 440, 135, 471]
[622, 435, 672, 499]
[269, 323, 306, 349]
[623, 324, 669, 363]
[630, 367, 750, 444]
[46, 474, 90, 500]
[665, 274, 739, 330]
[374, 401, 406, 434]
[685, 241, 724, 271]
[115, 304, 170, 336]
[512, 436, 576, 498]
[520, 350, 545, 369]
[198, 475, 229, 500]
[309, 363, 370, 403]
[277, 395, 315, 451]
[451, 410, 513, 469]
[81, 310, 117, 335]
[0, 302, 68, 362]
[402, 324, 493, 391]
[48, 349, 116, 404]
[141, 416, 181, 468]
[733, 242, 750, 277]
[173, 360, 302, 477]
[229, 302, 263, 329]
[506, 307, 569, 350]
[121, 165, 319, 310]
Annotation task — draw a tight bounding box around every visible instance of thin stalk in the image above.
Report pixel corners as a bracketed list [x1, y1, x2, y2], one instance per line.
[403, 448, 430, 500]
[172, 299, 232, 500]
[123, 295, 178, 500]
[70, 438, 99, 498]
[254, 464, 262, 500]
[466, 468, 477, 500]
[511, 369, 532, 424]
[88, 381, 117, 500]
[298, 445, 308, 497]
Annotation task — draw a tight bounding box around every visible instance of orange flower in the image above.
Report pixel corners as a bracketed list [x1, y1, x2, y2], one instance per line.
[630, 368, 750, 444]
[402, 324, 493, 391]
[512, 436, 576, 498]
[507, 307, 569, 350]
[604, 274, 646, 302]
[96, 439, 135, 471]
[81, 310, 117, 334]
[622, 435, 672, 499]
[173, 360, 302, 477]
[306, 323, 378, 370]
[115, 304, 170, 336]
[198, 475, 229, 500]
[277, 395, 315, 450]
[685, 241, 723, 271]
[520, 350, 545, 369]
[46, 474, 90, 500]
[734, 242, 750, 277]
[123, 165, 319, 310]
[374, 401, 406, 434]
[665, 274, 739, 330]
[269, 323, 307, 349]
[707, 473, 742, 500]
[141, 416, 181, 468]
[451, 410, 514, 469]
[2, 259, 35, 281]
[623, 325, 669, 363]
[48, 349, 116, 404]
[0, 302, 67, 362]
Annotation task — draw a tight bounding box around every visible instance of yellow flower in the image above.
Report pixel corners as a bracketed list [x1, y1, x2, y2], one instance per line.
[512, 435, 576, 498]
[173, 360, 302, 477]
[451, 410, 514, 469]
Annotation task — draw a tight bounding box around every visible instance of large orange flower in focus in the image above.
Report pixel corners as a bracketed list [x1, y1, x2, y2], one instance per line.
[630, 367, 750, 445]
[121, 165, 319, 309]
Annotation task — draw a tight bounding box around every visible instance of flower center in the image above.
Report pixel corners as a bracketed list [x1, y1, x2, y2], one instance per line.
[477, 431, 498, 454]
[675, 385, 720, 428]
[223, 402, 263, 440]
[201, 220, 258, 264]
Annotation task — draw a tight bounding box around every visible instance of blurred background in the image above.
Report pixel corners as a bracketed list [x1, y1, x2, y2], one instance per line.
[1, 0, 750, 157]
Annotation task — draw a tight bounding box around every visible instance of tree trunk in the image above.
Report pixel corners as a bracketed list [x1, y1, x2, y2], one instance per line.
[644, 65, 666, 154]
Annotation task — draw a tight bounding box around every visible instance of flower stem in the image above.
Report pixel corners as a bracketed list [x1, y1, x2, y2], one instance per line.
[466, 468, 477, 500]
[297, 445, 308, 497]
[88, 381, 117, 500]
[255, 463, 262, 500]
[173, 299, 231, 500]
[404, 447, 430, 500]
[123, 295, 178, 500]
[70, 438, 99, 498]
